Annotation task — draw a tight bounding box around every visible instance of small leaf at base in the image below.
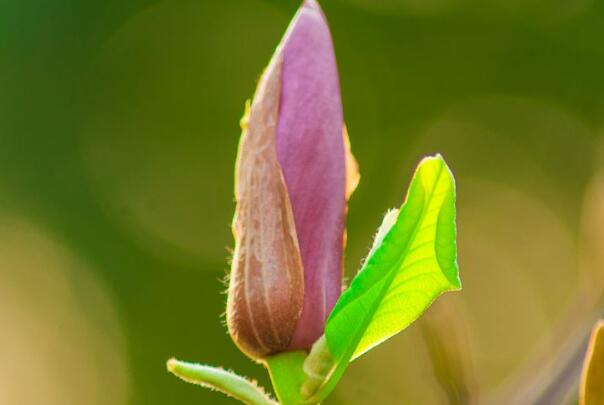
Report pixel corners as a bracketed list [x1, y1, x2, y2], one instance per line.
[167, 358, 278, 405]
[265, 351, 308, 405]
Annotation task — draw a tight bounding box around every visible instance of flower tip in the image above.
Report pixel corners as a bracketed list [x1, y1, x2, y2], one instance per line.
[303, 0, 321, 10]
[291, 0, 326, 29]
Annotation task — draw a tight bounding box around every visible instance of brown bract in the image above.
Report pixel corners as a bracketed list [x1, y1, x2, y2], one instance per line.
[227, 54, 305, 360]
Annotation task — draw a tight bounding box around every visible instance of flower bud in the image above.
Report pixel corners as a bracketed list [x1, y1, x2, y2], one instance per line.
[227, 54, 305, 360]
[227, 0, 358, 360]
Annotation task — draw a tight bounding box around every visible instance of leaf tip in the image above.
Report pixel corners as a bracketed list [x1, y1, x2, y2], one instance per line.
[167, 358, 189, 380]
[452, 275, 463, 291]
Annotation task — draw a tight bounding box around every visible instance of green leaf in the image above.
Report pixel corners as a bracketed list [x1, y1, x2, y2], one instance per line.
[167, 358, 278, 405]
[309, 155, 461, 402]
[265, 351, 307, 405]
[580, 320, 604, 405]
[266, 337, 336, 405]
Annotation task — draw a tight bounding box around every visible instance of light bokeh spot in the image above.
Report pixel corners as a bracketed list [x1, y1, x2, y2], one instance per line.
[0, 215, 129, 405]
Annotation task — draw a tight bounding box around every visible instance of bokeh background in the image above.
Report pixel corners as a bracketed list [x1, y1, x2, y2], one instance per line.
[2, 0, 604, 403]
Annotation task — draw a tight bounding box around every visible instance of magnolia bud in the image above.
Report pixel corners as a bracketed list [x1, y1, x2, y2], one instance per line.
[227, 0, 358, 360]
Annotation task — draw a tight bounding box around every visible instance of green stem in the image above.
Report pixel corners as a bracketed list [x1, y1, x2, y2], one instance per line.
[167, 358, 278, 405]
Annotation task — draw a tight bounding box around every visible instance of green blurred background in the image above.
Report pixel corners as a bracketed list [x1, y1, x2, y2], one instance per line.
[2, 0, 604, 403]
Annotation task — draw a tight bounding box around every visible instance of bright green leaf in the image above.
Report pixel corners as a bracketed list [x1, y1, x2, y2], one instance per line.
[310, 155, 461, 402]
[265, 351, 307, 405]
[266, 338, 336, 405]
[167, 358, 278, 405]
[580, 320, 604, 405]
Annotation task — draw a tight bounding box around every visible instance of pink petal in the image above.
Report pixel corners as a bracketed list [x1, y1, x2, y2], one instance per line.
[276, 0, 347, 349]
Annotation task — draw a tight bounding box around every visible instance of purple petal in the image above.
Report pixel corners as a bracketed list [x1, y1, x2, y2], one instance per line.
[276, 0, 347, 349]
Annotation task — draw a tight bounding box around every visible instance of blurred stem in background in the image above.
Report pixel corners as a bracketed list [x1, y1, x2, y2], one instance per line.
[420, 300, 477, 405]
[420, 289, 603, 405]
